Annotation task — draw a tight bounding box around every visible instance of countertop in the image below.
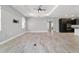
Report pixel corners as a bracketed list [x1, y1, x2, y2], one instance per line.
[71, 25, 79, 29]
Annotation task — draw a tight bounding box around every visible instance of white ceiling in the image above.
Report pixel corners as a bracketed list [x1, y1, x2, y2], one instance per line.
[12, 5, 79, 18]
[50, 5, 79, 18]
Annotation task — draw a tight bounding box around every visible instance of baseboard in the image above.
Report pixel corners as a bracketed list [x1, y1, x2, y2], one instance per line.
[26, 31, 48, 33]
[0, 31, 27, 45]
[0, 31, 49, 45]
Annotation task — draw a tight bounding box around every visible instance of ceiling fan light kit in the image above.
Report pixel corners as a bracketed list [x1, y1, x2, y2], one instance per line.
[28, 5, 58, 17]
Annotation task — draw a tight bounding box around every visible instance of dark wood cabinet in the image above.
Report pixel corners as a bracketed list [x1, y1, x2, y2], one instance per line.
[59, 18, 76, 32]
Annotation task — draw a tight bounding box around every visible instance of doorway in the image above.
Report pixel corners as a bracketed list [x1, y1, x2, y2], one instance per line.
[48, 21, 53, 32]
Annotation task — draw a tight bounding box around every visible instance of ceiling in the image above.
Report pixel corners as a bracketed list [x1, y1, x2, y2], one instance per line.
[12, 5, 79, 18]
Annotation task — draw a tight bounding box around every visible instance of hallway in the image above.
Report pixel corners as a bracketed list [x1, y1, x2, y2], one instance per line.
[0, 32, 79, 53]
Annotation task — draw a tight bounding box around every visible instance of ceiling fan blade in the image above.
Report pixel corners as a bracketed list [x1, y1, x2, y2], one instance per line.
[42, 9, 46, 11]
[33, 8, 37, 10]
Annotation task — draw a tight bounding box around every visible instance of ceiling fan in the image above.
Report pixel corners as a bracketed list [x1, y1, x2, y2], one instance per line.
[34, 5, 46, 13]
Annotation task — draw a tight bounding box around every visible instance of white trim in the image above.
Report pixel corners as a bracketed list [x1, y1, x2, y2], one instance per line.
[0, 31, 49, 45]
[0, 31, 27, 45]
[26, 31, 48, 33]
[46, 5, 59, 16]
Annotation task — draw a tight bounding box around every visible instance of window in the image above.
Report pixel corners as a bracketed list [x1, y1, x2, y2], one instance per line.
[22, 17, 26, 29]
[0, 6, 1, 31]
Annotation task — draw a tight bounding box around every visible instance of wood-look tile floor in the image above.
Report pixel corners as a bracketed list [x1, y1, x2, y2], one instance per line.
[0, 32, 79, 53]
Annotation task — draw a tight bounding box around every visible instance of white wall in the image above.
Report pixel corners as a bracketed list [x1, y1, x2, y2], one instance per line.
[26, 17, 59, 32]
[0, 5, 60, 42]
[0, 6, 1, 31]
[53, 18, 59, 32]
[0, 6, 26, 42]
[26, 17, 48, 32]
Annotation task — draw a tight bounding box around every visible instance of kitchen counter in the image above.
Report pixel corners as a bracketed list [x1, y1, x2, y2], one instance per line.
[71, 25, 79, 29]
[71, 25, 79, 36]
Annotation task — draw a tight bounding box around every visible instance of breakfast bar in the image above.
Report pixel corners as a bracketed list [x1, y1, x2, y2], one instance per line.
[71, 25, 79, 36]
